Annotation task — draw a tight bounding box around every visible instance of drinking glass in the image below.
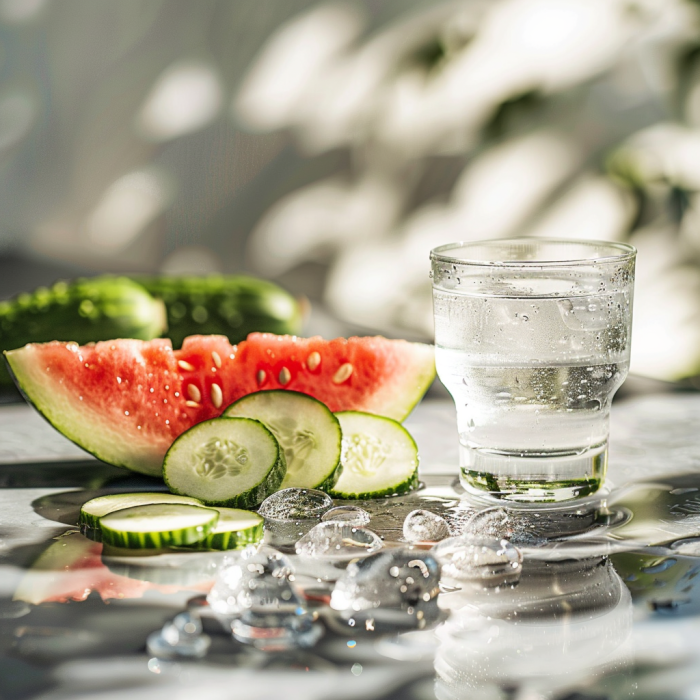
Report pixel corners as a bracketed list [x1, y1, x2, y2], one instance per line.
[430, 238, 636, 503]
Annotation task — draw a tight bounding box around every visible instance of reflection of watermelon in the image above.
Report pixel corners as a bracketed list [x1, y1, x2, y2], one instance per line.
[13, 534, 211, 604]
[5, 333, 434, 476]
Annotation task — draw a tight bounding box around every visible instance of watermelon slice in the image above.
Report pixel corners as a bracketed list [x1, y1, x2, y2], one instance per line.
[5, 333, 434, 476]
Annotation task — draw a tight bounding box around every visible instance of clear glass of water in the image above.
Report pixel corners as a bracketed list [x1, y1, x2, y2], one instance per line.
[431, 238, 636, 504]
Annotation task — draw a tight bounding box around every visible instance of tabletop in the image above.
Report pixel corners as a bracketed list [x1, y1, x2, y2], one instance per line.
[2, 393, 700, 700]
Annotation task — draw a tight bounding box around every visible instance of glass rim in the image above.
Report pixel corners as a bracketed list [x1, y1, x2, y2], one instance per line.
[430, 238, 636, 268]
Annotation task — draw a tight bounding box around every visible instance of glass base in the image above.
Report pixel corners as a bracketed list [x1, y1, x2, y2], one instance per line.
[459, 443, 607, 504]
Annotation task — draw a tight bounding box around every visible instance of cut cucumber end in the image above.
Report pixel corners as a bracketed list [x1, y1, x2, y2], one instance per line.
[224, 389, 342, 491]
[99, 503, 219, 549]
[79, 492, 204, 530]
[329, 411, 420, 499]
[163, 417, 286, 509]
[184, 507, 264, 550]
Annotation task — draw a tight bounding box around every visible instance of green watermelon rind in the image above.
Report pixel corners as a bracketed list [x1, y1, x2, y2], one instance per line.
[382, 343, 437, 423]
[4, 347, 165, 477]
[162, 418, 288, 510]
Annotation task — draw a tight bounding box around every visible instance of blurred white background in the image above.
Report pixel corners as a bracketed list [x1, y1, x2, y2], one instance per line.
[2, 0, 700, 382]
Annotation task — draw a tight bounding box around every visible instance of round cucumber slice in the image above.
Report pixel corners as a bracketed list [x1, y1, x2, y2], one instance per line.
[163, 417, 286, 508]
[330, 411, 419, 499]
[99, 503, 219, 549]
[79, 492, 204, 530]
[224, 390, 342, 491]
[184, 507, 264, 551]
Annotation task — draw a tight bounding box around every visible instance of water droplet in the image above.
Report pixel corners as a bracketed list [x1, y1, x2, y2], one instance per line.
[351, 663, 363, 676]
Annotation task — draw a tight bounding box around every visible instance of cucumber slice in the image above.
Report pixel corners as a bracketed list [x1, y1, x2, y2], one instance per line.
[184, 507, 264, 551]
[79, 492, 204, 530]
[163, 417, 286, 508]
[330, 411, 419, 499]
[224, 390, 342, 491]
[99, 503, 219, 549]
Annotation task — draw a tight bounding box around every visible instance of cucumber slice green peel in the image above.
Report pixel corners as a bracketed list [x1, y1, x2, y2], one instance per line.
[330, 411, 419, 499]
[99, 503, 219, 549]
[79, 492, 204, 530]
[223, 389, 342, 492]
[163, 417, 286, 509]
[184, 507, 264, 551]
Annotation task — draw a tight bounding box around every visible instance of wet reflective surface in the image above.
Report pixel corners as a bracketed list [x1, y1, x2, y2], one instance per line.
[3, 394, 700, 698]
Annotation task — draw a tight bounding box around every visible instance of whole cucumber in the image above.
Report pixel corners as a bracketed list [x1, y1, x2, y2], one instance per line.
[0, 276, 166, 386]
[136, 275, 303, 349]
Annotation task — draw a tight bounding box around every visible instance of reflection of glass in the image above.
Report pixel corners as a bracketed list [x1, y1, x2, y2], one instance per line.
[431, 239, 636, 503]
[435, 556, 633, 699]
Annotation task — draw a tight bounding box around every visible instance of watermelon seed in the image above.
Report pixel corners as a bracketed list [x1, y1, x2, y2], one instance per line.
[279, 367, 291, 385]
[333, 363, 353, 384]
[210, 383, 223, 409]
[185, 401, 200, 408]
[178, 360, 195, 372]
[257, 370, 266, 385]
[187, 384, 202, 403]
[212, 351, 222, 368]
[307, 352, 321, 371]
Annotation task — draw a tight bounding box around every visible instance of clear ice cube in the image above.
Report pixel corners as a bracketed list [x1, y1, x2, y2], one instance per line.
[206, 546, 322, 649]
[146, 611, 211, 659]
[403, 509, 450, 543]
[295, 522, 383, 560]
[258, 488, 332, 520]
[321, 506, 371, 526]
[207, 547, 294, 615]
[433, 535, 523, 588]
[331, 549, 442, 630]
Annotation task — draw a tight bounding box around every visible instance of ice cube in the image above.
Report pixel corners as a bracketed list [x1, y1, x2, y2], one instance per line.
[146, 611, 211, 659]
[463, 507, 515, 540]
[295, 522, 383, 560]
[433, 535, 523, 588]
[403, 509, 450, 543]
[258, 488, 333, 549]
[207, 546, 295, 615]
[207, 546, 322, 649]
[258, 488, 332, 520]
[321, 505, 371, 526]
[331, 549, 442, 630]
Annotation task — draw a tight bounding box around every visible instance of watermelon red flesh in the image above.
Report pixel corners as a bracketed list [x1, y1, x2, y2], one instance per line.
[5, 333, 435, 477]
[229, 333, 435, 419]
